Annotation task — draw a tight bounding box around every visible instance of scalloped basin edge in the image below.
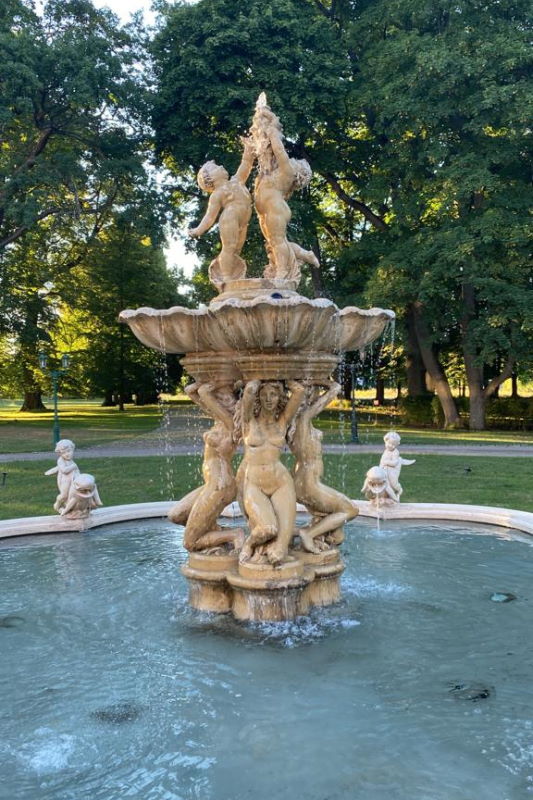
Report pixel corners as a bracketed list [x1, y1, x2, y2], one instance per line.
[1, 502, 531, 540]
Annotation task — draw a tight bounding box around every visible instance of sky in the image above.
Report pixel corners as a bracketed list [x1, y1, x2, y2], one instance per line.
[92, 0, 199, 279]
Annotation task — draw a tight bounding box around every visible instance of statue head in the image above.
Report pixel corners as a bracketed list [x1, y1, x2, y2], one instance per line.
[256, 381, 286, 418]
[197, 161, 229, 192]
[214, 384, 237, 412]
[71, 473, 97, 498]
[290, 158, 312, 191]
[55, 439, 75, 458]
[363, 466, 388, 496]
[384, 431, 401, 449]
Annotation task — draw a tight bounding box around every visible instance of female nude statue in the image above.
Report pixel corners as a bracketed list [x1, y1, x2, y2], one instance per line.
[289, 382, 358, 553]
[189, 137, 255, 289]
[240, 379, 305, 565]
[168, 382, 244, 552]
[252, 101, 319, 282]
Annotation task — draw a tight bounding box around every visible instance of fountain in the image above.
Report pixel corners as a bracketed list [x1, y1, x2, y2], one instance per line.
[2, 97, 533, 800]
[120, 96, 394, 621]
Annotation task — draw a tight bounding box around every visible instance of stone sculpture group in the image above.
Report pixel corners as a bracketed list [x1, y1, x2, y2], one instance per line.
[361, 431, 416, 505]
[45, 439, 102, 520]
[190, 93, 318, 290]
[120, 95, 395, 620]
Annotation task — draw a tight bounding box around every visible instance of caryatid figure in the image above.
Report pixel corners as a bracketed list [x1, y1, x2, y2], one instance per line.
[288, 381, 358, 553]
[168, 382, 244, 552]
[240, 379, 305, 566]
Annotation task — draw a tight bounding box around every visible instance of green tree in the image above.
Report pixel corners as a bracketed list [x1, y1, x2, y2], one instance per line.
[153, 0, 532, 429]
[0, 0, 172, 409]
[66, 214, 185, 409]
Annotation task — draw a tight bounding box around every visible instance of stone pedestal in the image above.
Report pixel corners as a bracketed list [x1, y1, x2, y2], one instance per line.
[297, 549, 345, 608]
[181, 551, 238, 613]
[181, 549, 345, 622]
[227, 557, 313, 622]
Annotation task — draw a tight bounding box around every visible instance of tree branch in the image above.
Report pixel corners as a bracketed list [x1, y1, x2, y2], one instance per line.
[0, 206, 60, 250]
[321, 172, 388, 231]
[308, 0, 331, 18]
[484, 355, 515, 399]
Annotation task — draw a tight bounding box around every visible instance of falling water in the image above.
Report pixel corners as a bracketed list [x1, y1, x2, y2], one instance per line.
[155, 314, 177, 501]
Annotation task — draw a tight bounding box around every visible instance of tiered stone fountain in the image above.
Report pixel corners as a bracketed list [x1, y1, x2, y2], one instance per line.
[120, 95, 394, 621]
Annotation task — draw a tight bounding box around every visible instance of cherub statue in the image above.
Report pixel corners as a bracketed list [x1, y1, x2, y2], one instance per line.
[168, 382, 245, 553]
[189, 137, 255, 290]
[379, 431, 416, 501]
[251, 95, 319, 283]
[45, 439, 80, 513]
[239, 379, 305, 566]
[61, 473, 103, 519]
[288, 381, 358, 553]
[361, 466, 397, 505]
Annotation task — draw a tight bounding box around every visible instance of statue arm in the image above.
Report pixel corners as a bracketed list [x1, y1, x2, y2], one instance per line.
[234, 137, 255, 184]
[44, 466, 59, 476]
[282, 380, 306, 425]
[197, 382, 234, 430]
[267, 126, 292, 173]
[60, 460, 78, 475]
[242, 379, 260, 424]
[185, 382, 208, 414]
[189, 193, 223, 237]
[308, 381, 341, 417]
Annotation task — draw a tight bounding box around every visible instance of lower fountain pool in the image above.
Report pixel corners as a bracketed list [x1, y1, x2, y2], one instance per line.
[1, 518, 532, 800]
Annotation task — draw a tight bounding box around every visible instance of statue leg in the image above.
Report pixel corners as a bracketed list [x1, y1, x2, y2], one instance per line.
[241, 483, 277, 563]
[168, 487, 202, 525]
[265, 481, 296, 565]
[183, 484, 235, 551]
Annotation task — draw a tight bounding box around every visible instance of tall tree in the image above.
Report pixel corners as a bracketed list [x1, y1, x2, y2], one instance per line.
[0, 0, 167, 409]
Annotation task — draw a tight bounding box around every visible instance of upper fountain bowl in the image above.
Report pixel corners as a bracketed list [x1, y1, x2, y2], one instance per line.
[119, 295, 394, 355]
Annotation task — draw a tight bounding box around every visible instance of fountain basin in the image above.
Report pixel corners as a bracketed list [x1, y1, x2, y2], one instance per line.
[1, 517, 532, 799]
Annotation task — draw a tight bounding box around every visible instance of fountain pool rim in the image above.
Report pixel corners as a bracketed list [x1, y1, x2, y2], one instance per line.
[1, 500, 532, 541]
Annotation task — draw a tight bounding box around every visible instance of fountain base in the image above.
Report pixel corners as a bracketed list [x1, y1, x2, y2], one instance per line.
[181, 549, 345, 621]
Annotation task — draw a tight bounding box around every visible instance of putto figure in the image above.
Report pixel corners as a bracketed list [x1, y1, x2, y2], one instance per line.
[289, 381, 358, 552]
[45, 439, 80, 513]
[251, 95, 319, 282]
[379, 431, 416, 501]
[240, 379, 305, 566]
[189, 137, 255, 289]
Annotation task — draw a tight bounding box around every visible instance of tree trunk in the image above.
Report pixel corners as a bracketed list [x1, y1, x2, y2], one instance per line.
[405, 307, 429, 397]
[412, 303, 462, 428]
[511, 373, 519, 398]
[20, 391, 47, 411]
[101, 389, 115, 406]
[461, 283, 515, 430]
[375, 376, 385, 405]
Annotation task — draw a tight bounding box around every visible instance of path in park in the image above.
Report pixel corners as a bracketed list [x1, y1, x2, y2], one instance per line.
[1, 406, 532, 462]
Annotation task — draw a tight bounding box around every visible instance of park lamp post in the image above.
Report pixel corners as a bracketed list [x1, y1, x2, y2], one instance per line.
[38, 352, 71, 446]
[350, 361, 359, 444]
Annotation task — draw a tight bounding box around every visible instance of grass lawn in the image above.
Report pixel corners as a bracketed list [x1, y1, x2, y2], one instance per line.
[0, 402, 162, 453]
[1, 453, 532, 520]
[316, 413, 533, 447]
[0, 400, 531, 454]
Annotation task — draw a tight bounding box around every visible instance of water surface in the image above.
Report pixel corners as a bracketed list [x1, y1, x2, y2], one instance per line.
[1, 519, 532, 800]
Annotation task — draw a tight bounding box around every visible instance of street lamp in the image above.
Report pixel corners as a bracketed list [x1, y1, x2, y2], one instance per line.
[350, 361, 359, 444]
[38, 352, 71, 446]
